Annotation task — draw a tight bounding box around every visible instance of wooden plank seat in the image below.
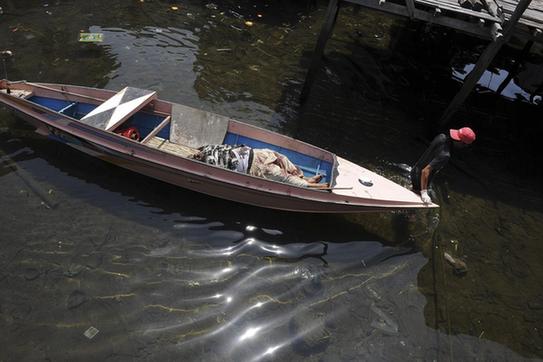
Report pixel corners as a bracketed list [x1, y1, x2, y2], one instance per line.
[146, 136, 199, 158]
[80, 87, 156, 131]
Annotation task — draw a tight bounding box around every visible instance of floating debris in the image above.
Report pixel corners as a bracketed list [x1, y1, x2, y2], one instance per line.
[79, 33, 104, 43]
[24, 267, 40, 281]
[245, 21, 254, 27]
[205, 3, 218, 10]
[370, 303, 399, 335]
[261, 228, 283, 236]
[443, 252, 468, 275]
[296, 265, 323, 297]
[229, 10, 243, 19]
[83, 326, 99, 339]
[64, 263, 85, 278]
[67, 290, 88, 310]
[170, 5, 179, 11]
[450, 239, 459, 247]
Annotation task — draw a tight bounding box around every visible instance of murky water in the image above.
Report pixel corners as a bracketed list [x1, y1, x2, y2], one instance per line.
[1, 0, 542, 360]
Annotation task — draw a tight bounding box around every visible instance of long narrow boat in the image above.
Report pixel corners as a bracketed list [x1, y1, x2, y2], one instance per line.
[0, 80, 437, 212]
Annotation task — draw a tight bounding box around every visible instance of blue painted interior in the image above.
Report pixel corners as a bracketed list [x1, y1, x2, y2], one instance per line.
[224, 132, 332, 182]
[29, 96, 71, 112]
[28, 95, 170, 140]
[28, 97, 324, 177]
[117, 113, 170, 140]
[29, 96, 98, 120]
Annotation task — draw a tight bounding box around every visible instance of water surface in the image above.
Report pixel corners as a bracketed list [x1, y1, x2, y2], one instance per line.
[1, 0, 542, 360]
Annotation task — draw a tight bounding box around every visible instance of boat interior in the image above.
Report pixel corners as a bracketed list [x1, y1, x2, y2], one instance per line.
[2, 83, 333, 183]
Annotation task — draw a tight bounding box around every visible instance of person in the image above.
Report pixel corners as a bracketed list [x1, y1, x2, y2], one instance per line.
[410, 127, 476, 203]
[191, 144, 329, 189]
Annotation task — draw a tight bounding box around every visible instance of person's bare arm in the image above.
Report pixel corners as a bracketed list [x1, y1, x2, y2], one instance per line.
[421, 165, 432, 191]
[306, 183, 330, 189]
[420, 165, 432, 203]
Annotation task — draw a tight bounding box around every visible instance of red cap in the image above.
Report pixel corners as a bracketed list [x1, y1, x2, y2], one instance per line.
[450, 127, 476, 144]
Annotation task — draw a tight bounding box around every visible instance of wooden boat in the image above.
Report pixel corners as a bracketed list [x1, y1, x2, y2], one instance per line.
[0, 80, 437, 212]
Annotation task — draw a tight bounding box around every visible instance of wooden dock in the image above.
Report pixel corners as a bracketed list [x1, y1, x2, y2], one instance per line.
[343, 0, 542, 40]
[302, 0, 543, 125]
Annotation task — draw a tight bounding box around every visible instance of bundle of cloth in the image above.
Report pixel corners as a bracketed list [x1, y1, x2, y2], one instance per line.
[191, 144, 328, 189]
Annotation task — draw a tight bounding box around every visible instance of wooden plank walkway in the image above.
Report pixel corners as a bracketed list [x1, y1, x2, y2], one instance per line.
[499, 0, 543, 29]
[345, 0, 543, 41]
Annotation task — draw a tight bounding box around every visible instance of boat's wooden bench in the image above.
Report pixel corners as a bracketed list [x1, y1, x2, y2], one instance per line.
[146, 136, 198, 158]
[0, 89, 33, 99]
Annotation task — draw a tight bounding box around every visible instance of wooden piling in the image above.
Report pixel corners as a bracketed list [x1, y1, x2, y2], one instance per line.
[300, 0, 340, 103]
[439, 0, 534, 127]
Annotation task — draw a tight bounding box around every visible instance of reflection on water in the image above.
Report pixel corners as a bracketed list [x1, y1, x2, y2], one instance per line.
[1, 0, 543, 360]
[0, 135, 425, 360]
[452, 63, 543, 105]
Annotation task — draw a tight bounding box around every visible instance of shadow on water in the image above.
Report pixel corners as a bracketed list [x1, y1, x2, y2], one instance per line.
[284, 4, 543, 359]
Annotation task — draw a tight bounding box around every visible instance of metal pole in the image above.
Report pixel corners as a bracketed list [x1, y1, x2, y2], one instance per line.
[439, 0, 533, 127]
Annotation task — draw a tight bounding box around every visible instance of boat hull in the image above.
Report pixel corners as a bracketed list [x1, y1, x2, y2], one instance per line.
[0, 80, 436, 213]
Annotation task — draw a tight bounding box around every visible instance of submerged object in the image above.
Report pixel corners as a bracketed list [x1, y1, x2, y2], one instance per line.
[443, 251, 468, 275]
[0, 80, 438, 212]
[83, 326, 99, 339]
[289, 311, 330, 355]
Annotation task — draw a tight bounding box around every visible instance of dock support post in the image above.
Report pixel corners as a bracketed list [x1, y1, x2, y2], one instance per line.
[439, 0, 533, 127]
[405, 0, 415, 19]
[300, 0, 340, 103]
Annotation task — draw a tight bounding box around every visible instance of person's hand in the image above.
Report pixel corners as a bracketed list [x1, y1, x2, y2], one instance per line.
[420, 189, 432, 204]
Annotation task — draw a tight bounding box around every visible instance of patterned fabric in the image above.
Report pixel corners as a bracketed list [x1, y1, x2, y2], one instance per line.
[193, 144, 251, 173]
[193, 144, 309, 187]
[231, 146, 252, 173]
[250, 149, 309, 187]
